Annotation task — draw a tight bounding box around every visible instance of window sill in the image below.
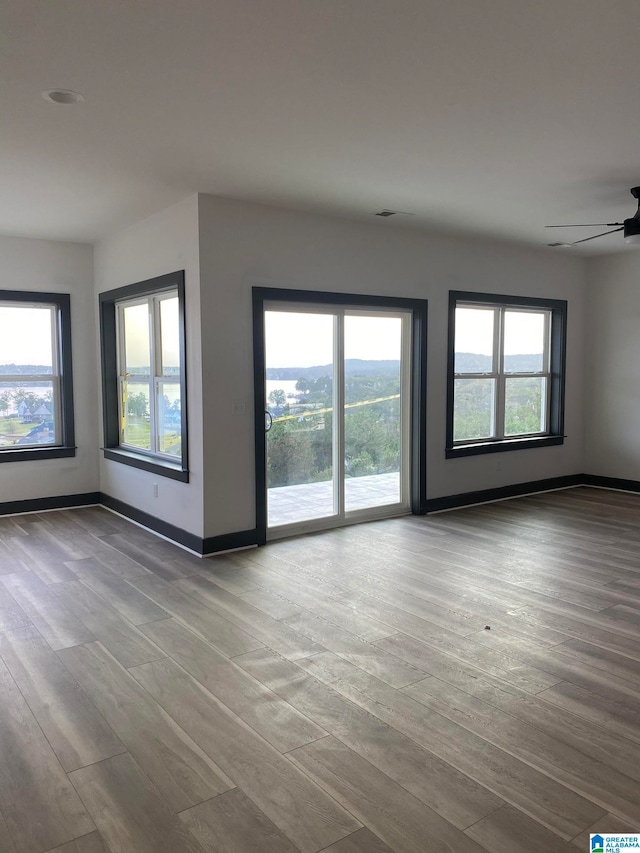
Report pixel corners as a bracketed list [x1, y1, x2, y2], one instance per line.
[446, 435, 565, 459]
[102, 447, 189, 482]
[0, 446, 76, 463]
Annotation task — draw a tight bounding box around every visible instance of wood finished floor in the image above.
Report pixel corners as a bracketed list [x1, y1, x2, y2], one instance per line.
[0, 488, 639, 852]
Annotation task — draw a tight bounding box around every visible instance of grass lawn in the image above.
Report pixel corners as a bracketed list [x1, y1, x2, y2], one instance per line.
[0, 417, 42, 446]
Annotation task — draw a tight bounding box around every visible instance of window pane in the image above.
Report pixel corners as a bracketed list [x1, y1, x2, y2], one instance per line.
[454, 378, 495, 441]
[123, 303, 150, 375]
[159, 296, 180, 375]
[503, 311, 546, 373]
[0, 380, 56, 447]
[0, 304, 54, 370]
[454, 307, 494, 373]
[505, 377, 546, 435]
[122, 380, 151, 450]
[344, 314, 402, 511]
[157, 382, 181, 457]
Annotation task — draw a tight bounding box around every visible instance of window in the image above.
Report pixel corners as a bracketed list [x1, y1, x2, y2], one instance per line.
[0, 291, 75, 462]
[446, 291, 567, 457]
[99, 272, 188, 481]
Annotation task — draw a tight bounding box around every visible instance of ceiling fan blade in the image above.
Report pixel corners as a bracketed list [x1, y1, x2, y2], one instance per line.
[569, 227, 624, 245]
[545, 223, 624, 228]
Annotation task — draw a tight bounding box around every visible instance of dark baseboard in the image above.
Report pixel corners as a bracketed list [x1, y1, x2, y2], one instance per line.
[99, 493, 203, 553]
[99, 493, 258, 556]
[202, 529, 259, 555]
[582, 474, 640, 494]
[2, 474, 639, 553]
[423, 474, 584, 513]
[0, 492, 100, 517]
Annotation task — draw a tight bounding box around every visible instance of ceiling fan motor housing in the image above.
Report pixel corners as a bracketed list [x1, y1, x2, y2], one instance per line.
[624, 218, 640, 239]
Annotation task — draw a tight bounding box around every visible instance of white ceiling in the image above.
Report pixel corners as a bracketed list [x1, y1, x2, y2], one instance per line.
[2, 0, 639, 253]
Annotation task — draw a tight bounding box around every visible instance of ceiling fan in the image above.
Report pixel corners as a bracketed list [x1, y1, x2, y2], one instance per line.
[546, 186, 640, 246]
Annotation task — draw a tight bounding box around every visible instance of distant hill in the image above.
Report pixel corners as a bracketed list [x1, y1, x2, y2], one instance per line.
[267, 359, 401, 380]
[268, 354, 542, 379]
[0, 364, 52, 375]
[455, 353, 543, 373]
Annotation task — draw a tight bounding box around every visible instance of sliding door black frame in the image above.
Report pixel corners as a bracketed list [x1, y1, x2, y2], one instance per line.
[252, 287, 428, 545]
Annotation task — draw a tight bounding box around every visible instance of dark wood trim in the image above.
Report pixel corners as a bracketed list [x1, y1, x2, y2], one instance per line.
[424, 474, 583, 513]
[99, 271, 188, 480]
[102, 448, 189, 482]
[252, 290, 267, 545]
[201, 529, 259, 556]
[582, 474, 640, 494]
[57, 292, 76, 453]
[1, 474, 639, 552]
[0, 446, 77, 463]
[98, 493, 203, 552]
[410, 300, 428, 513]
[446, 290, 568, 456]
[99, 271, 184, 303]
[99, 493, 258, 555]
[252, 286, 428, 539]
[0, 492, 100, 517]
[449, 290, 568, 312]
[445, 434, 565, 459]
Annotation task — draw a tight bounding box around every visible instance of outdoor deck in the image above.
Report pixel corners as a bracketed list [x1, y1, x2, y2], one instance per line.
[268, 471, 401, 527]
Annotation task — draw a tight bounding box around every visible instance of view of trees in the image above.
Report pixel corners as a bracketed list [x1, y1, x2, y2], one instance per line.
[453, 353, 546, 441]
[266, 367, 401, 488]
[0, 385, 54, 445]
[122, 389, 182, 456]
[453, 377, 544, 441]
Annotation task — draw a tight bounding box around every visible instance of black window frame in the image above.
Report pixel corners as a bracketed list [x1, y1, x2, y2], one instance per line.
[446, 290, 567, 458]
[99, 271, 188, 482]
[0, 290, 75, 463]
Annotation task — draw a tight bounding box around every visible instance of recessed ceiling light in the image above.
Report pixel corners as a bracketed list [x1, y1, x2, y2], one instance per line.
[42, 89, 84, 105]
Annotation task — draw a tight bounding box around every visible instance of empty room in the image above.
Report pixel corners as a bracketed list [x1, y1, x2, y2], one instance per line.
[0, 2, 639, 852]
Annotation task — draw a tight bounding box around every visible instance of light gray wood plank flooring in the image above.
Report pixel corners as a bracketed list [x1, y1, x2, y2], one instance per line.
[0, 487, 639, 852]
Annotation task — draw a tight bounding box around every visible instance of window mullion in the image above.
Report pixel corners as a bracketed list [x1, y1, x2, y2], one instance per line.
[544, 311, 552, 432]
[116, 304, 126, 445]
[494, 307, 504, 439]
[148, 298, 158, 455]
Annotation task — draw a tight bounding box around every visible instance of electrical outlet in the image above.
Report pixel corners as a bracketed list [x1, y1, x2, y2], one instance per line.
[232, 399, 246, 416]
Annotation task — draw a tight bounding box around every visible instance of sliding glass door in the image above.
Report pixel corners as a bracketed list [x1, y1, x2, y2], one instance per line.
[265, 309, 337, 528]
[264, 302, 411, 536]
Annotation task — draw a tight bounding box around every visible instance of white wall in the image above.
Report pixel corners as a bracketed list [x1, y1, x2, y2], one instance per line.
[93, 195, 205, 537]
[0, 235, 98, 503]
[198, 194, 587, 539]
[585, 252, 640, 480]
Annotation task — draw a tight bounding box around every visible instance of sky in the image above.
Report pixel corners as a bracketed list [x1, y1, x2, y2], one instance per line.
[455, 307, 545, 355]
[0, 305, 53, 365]
[265, 311, 403, 367]
[123, 298, 180, 369]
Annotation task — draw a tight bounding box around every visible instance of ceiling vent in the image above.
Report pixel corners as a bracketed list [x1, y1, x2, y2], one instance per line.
[374, 209, 415, 217]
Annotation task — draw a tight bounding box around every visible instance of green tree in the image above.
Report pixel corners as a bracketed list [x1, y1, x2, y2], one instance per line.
[268, 388, 287, 407]
[0, 392, 11, 418]
[267, 422, 314, 487]
[127, 391, 149, 418]
[12, 389, 38, 412]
